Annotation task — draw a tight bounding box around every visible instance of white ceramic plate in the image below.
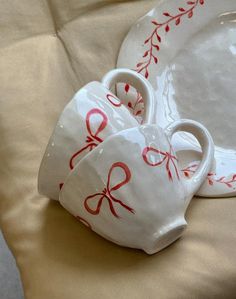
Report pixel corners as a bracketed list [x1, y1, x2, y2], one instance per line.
[117, 0, 236, 197]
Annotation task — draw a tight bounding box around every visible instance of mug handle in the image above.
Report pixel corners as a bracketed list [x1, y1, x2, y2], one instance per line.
[102, 68, 156, 125]
[165, 119, 214, 206]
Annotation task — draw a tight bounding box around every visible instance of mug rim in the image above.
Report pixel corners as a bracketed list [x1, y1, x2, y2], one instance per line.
[38, 81, 100, 186]
[38, 80, 136, 197]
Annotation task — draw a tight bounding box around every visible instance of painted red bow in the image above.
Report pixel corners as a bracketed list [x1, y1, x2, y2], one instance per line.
[69, 108, 108, 170]
[142, 146, 180, 181]
[106, 94, 122, 107]
[84, 162, 134, 218]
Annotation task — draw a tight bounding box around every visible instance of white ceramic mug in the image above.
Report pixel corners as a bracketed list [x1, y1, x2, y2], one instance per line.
[59, 120, 214, 254]
[38, 69, 156, 200]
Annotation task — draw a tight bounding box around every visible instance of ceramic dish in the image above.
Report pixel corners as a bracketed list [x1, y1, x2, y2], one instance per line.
[117, 0, 236, 197]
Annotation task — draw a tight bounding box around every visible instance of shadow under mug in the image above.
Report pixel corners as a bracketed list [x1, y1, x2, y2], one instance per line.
[38, 68, 156, 200]
[59, 119, 214, 254]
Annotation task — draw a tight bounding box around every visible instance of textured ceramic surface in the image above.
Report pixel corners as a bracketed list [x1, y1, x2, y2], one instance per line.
[38, 69, 156, 200]
[117, 0, 236, 197]
[59, 120, 214, 254]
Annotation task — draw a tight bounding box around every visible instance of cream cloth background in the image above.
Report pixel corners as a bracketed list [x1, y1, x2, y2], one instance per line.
[0, 1, 235, 298]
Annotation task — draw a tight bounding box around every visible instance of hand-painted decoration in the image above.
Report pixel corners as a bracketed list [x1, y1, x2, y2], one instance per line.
[106, 94, 122, 107]
[69, 108, 108, 170]
[142, 146, 180, 181]
[135, 0, 204, 78]
[84, 162, 135, 218]
[182, 164, 236, 189]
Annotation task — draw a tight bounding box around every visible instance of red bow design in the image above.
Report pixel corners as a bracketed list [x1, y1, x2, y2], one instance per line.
[106, 94, 122, 107]
[142, 146, 180, 181]
[84, 162, 134, 218]
[69, 108, 108, 170]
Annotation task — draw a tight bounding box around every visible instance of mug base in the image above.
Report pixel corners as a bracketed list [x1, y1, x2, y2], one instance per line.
[144, 220, 187, 255]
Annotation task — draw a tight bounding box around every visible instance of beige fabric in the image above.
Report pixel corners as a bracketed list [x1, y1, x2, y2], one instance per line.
[0, 1, 236, 298]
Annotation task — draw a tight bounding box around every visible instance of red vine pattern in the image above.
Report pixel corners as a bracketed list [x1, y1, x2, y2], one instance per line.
[123, 0, 204, 120]
[84, 162, 134, 218]
[127, 92, 144, 117]
[135, 0, 204, 78]
[182, 164, 236, 189]
[69, 108, 108, 170]
[142, 146, 180, 181]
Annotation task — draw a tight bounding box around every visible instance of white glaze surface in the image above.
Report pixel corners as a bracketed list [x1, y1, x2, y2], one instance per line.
[38, 69, 156, 200]
[59, 120, 214, 254]
[117, 0, 236, 197]
[38, 82, 139, 200]
[160, 14, 236, 149]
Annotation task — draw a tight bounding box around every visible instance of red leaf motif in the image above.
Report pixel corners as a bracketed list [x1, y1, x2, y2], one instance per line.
[128, 102, 133, 108]
[135, 0, 205, 78]
[125, 84, 130, 93]
[175, 18, 181, 25]
[143, 50, 149, 58]
[188, 11, 193, 18]
[156, 33, 161, 43]
[163, 12, 171, 17]
[136, 62, 144, 68]
[154, 56, 158, 64]
[136, 110, 142, 115]
[209, 180, 214, 186]
[182, 164, 236, 190]
[152, 20, 159, 26]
